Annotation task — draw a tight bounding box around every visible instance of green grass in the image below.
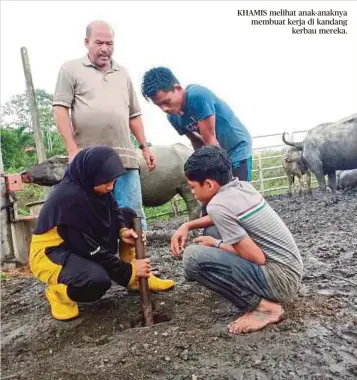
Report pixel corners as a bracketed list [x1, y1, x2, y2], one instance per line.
[144, 203, 172, 220]
[144, 197, 188, 221]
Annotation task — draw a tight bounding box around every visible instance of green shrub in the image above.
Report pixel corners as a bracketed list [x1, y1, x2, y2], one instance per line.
[16, 184, 45, 215]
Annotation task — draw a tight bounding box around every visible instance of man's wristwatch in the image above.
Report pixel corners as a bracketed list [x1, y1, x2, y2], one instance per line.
[214, 239, 223, 248]
[139, 142, 149, 150]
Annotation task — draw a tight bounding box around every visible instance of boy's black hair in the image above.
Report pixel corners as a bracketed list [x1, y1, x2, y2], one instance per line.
[141, 67, 180, 101]
[184, 146, 233, 186]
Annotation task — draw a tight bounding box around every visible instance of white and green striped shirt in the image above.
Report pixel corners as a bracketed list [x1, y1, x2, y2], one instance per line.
[207, 178, 303, 301]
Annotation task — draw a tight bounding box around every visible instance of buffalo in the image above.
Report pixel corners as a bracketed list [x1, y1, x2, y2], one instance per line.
[282, 114, 357, 203]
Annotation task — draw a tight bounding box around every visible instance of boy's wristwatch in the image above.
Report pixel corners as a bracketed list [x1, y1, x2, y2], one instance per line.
[214, 239, 223, 248]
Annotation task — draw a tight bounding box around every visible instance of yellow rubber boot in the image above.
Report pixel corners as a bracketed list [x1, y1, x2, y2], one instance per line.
[128, 273, 175, 292]
[119, 241, 136, 263]
[45, 284, 79, 321]
[120, 243, 175, 292]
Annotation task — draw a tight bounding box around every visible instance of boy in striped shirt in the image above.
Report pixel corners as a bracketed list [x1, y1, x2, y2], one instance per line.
[171, 146, 303, 334]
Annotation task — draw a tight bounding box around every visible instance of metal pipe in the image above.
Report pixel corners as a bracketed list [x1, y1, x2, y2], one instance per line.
[132, 217, 154, 327]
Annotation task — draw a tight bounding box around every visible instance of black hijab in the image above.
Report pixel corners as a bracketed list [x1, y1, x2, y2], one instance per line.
[34, 146, 126, 246]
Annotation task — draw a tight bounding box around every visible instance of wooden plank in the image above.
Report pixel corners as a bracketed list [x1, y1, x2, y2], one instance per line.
[0, 150, 14, 262]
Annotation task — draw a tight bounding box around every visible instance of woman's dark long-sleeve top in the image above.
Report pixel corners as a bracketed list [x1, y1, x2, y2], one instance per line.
[31, 146, 137, 287]
[48, 207, 133, 287]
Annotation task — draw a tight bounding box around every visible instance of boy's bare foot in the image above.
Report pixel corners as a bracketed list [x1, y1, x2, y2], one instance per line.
[227, 299, 284, 334]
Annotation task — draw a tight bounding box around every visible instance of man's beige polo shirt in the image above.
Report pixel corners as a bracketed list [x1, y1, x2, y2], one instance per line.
[53, 55, 141, 168]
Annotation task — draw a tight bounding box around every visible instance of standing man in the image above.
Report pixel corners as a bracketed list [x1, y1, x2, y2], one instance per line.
[141, 67, 253, 181]
[53, 20, 154, 231]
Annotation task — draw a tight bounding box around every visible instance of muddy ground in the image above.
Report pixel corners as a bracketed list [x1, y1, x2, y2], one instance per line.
[1, 191, 357, 380]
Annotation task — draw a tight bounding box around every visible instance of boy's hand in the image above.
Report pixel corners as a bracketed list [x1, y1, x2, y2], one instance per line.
[120, 228, 146, 246]
[135, 258, 151, 277]
[194, 236, 216, 247]
[171, 223, 189, 256]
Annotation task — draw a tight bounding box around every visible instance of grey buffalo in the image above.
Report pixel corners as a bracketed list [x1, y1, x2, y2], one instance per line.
[337, 169, 357, 193]
[282, 114, 357, 203]
[22, 143, 201, 220]
[282, 146, 311, 197]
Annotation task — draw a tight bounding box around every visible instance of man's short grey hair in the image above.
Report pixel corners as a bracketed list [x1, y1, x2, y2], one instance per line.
[86, 20, 114, 38]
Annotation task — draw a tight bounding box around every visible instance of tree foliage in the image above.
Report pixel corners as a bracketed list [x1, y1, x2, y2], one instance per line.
[1, 89, 66, 171]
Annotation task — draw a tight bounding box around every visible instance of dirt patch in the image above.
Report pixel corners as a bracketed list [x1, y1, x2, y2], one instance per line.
[1, 191, 357, 380]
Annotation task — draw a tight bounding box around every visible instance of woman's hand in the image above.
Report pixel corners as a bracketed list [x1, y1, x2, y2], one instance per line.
[135, 258, 151, 277]
[120, 228, 146, 246]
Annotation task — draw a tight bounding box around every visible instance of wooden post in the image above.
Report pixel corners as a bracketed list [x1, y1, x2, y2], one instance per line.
[170, 197, 179, 217]
[133, 217, 154, 326]
[257, 151, 264, 194]
[20, 47, 46, 163]
[0, 148, 14, 262]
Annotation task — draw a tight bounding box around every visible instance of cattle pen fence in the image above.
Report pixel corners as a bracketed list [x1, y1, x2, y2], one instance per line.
[146, 129, 318, 220]
[250, 129, 318, 194]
